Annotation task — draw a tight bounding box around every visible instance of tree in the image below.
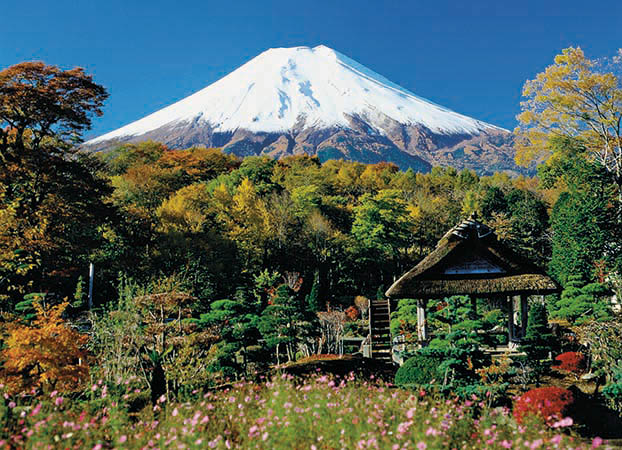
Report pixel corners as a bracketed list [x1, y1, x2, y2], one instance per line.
[550, 276, 612, 324]
[0, 301, 88, 394]
[0, 62, 112, 303]
[0, 62, 107, 158]
[258, 284, 316, 364]
[193, 297, 260, 378]
[515, 47, 622, 206]
[305, 271, 321, 313]
[520, 302, 553, 363]
[351, 189, 411, 288]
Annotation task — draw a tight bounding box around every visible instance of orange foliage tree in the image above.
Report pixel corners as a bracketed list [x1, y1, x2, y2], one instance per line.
[0, 301, 88, 394]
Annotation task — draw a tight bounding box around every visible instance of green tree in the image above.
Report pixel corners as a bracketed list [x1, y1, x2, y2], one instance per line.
[194, 297, 260, 378]
[550, 276, 612, 324]
[258, 284, 314, 364]
[520, 302, 553, 371]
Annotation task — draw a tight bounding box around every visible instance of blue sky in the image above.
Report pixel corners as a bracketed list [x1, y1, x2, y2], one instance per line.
[2, 0, 621, 139]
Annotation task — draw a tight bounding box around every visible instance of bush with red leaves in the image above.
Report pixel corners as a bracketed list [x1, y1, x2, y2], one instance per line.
[513, 387, 574, 425]
[345, 305, 360, 321]
[553, 351, 586, 373]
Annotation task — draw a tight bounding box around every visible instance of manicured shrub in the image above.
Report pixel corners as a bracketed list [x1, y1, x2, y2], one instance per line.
[394, 354, 440, 386]
[513, 386, 574, 425]
[521, 302, 554, 361]
[553, 351, 587, 373]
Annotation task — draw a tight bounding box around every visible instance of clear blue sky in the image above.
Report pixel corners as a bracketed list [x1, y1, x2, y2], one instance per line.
[2, 0, 621, 139]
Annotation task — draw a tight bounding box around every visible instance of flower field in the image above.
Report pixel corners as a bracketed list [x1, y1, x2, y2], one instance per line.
[0, 373, 603, 449]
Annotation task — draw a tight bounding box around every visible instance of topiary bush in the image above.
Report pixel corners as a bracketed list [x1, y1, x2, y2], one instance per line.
[513, 386, 574, 425]
[394, 354, 440, 387]
[553, 351, 587, 373]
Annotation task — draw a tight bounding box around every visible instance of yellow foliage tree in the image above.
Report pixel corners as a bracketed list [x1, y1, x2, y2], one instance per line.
[0, 301, 88, 394]
[515, 47, 622, 197]
[157, 183, 211, 233]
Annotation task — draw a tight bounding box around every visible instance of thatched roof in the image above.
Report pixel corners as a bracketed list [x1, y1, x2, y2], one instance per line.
[386, 214, 560, 298]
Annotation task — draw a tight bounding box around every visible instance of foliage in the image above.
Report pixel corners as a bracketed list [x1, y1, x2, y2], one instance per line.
[577, 319, 622, 383]
[513, 387, 575, 425]
[305, 271, 321, 313]
[547, 151, 621, 284]
[521, 301, 553, 361]
[258, 284, 317, 364]
[553, 351, 587, 373]
[394, 354, 441, 387]
[549, 276, 612, 324]
[0, 301, 88, 394]
[89, 278, 218, 401]
[192, 294, 261, 379]
[390, 298, 419, 339]
[515, 47, 622, 202]
[398, 296, 493, 390]
[602, 366, 622, 414]
[0, 373, 589, 449]
[0, 62, 113, 304]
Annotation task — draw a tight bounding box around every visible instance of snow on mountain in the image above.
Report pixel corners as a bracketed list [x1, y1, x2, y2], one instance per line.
[87, 45, 504, 145]
[86, 45, 521, 175]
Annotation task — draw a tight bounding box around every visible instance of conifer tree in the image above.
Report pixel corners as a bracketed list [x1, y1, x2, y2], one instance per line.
[305, 271, 321, 313]
[521, 301, 553, 362]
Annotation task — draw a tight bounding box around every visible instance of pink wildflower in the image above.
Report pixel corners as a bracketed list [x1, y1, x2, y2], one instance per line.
[552, 417, 573, 428]
[30, 403, 41, 416]
[417, 442, 427, 450]
[592, 437, 603, 448]
[500, 440, 512, 448]
[119, 435, 127, 443]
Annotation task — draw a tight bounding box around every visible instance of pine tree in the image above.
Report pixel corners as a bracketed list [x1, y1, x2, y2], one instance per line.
[305, 271, 321, 313]
[259, 284, 303, 364]
[521, 301, 553, 362]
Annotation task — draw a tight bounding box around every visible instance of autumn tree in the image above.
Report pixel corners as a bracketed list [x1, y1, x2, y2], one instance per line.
[515, 47, 622, 206]
[0, 301, 88, 394]
[0, 62, 112, 303]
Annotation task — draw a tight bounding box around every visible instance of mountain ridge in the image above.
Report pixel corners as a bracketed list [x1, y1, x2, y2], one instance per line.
[85, 45, 520, 175]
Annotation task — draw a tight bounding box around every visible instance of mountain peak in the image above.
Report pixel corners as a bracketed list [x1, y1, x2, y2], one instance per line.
[88, 45, 504, 145]
[86, 46, 517, 176]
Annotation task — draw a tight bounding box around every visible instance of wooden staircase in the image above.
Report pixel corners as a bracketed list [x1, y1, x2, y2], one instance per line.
[369, 298, 392, 362]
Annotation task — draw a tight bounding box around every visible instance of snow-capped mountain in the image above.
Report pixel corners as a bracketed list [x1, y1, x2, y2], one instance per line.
[86, 45, 517, 174]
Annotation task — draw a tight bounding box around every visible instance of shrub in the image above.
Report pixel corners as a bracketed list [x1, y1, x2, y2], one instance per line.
[550, 277, 612, 325]
[345, 305, 359, 321]
[521, 302, 554, 361]
[553, 351, 587, 373]
[513, 386, 574, 425]
[394, 354, 440, 387]
[603, 382, 622, 414]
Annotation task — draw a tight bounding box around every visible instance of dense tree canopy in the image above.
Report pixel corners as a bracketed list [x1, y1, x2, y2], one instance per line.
[0, 62, 112, 304]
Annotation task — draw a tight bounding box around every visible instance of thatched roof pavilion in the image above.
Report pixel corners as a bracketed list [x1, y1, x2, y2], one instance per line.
[385, 214, 560, 346]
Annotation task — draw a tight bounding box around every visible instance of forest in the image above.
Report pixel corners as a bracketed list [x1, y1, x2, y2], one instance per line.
[0, 48, 621, 448]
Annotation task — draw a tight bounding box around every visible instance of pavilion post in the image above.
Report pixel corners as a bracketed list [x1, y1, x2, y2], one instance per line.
[507, 295, 515, 344]
[520, 295, 528, 338]
[417, 299, 427, 341]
